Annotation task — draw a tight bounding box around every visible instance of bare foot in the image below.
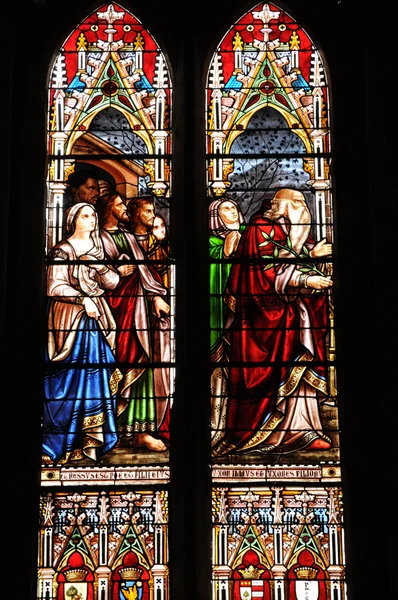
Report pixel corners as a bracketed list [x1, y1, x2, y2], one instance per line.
[307, 438, 331, 450]
[133, 433, 167, 452]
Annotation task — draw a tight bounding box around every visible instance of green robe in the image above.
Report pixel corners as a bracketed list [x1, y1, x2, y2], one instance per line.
[209, 226, 246, 357]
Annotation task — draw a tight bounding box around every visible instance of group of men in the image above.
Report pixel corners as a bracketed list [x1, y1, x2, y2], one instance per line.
[66, 169, 169, 252]
[65, 168, 171, 452]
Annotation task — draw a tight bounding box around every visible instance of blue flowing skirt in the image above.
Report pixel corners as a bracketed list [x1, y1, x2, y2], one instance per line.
[43, 315, 118, 462]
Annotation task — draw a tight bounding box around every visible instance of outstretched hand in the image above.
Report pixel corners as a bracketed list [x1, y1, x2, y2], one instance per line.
[307, 275, 333, 290]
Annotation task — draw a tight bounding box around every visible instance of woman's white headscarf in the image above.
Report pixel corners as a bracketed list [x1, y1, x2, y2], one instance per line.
[208, 197, 244, 239]
[64, 202, 106, 296]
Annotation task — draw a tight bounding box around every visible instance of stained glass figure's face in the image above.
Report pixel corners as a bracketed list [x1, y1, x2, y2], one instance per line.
[74, 205, 96, 233]
[285, 198, 311, 226]
[270, 190, 310, 227]
[111, 195, 129, 224]
[138, 202, 156, 229]
[218, 200, 240, 228]
[152, 216, 166, 241]
[73, 177, 100, 205]
[290, 190, 306, 206]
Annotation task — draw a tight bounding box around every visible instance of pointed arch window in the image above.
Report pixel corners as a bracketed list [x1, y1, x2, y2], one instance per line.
[206, 3, 347, 599]
[39, 4, 174, 599]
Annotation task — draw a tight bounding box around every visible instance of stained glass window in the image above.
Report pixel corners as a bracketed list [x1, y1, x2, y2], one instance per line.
[39, 3, 174, 596]
[206, 3, 346, 598]
[3, 0, 396, 598]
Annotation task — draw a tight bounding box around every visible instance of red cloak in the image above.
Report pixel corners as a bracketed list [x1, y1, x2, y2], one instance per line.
[213, 212, 330, 454]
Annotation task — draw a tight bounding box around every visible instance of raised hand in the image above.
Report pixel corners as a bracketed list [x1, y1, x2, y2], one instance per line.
[310, 238, 332, 258]
[223, 230, 241, 257]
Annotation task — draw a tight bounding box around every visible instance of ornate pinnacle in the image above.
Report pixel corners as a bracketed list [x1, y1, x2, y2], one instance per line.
[121, 491, 141, 516]
[233, 32, 243, 51]
[209, 53, 224, 90]
[289, 31, 300, 51]
[309, 50, 326, 88]
[154, 54, 168, 89]
[67, 492, 87, 516]
[154, 491, 164, 524]
[295, 490, 315, 517]
[217, 488, 229, 524]
[240, 490, 259, 518]
[271, 487, 284, 525]
[326, 487, 340, 525]
[98, 491, 109, 525]
[134, 32, 145, 51]
[52, 53, 67, 89]
[97, 3, 125, 43]
[252, 3, 280, 42]
[76, 32, 87, 52]
[43, 493, 54, 527]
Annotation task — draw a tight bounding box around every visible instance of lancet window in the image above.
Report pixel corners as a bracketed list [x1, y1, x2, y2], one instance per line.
[39, 4, 174, 599]
[206, 4, 346, 599]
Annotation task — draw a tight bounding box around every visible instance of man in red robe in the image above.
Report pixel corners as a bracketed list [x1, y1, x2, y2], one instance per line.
[127, 197, 170, 288]
[96, 191, 171, 451]
[212, 188, 333, 457]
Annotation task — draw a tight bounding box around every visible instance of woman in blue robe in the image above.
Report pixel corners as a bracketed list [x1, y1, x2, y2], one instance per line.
[42, 202, 123, 464]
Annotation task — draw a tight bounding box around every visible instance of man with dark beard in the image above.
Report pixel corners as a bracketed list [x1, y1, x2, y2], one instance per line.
[212, 188, 333, 457]
[96, 191, 171, 452]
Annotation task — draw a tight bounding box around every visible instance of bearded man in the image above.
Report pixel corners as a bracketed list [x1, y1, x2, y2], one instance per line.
[127, 197, 170, 288]
[96, 191, 171, 452]
[212, 188, 333, 457]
